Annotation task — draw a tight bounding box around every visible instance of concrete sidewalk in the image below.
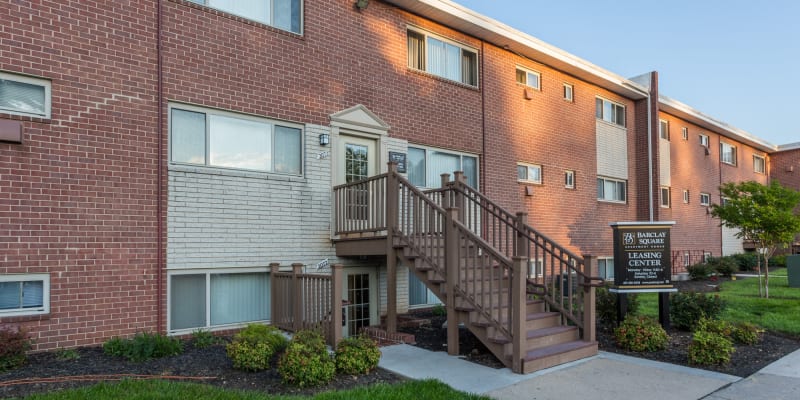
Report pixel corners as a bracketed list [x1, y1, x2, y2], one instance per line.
[379, 344, 796, 399]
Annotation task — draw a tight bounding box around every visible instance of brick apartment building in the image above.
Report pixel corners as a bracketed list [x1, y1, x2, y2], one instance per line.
[1, 0, 798, 353]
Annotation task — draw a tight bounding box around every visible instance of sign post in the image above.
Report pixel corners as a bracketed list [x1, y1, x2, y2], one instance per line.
[610, 221, 676, 328]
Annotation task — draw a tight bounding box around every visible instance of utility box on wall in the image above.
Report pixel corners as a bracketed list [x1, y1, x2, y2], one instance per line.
[0, 119, 23, 144]
[787, 255, 800, 288]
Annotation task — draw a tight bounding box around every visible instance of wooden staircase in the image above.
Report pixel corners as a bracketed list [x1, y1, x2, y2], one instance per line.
[332, 163, 602, 374]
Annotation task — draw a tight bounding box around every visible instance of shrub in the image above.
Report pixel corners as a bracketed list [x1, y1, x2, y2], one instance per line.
[771, 254, 787, 268]
[279, 330, 335, 387]
[732, 253, 759, 272]
[708, 256, 738, 277]
[669, 292, 726, 331]
[103, 332, 183, 362]
[688, 330, 734, 365]
[432, 304, 446, 317]
[614, 316, 669, 352]
[696, 317, 733, 337]
[731, 322, 762, 345]
[335, 335, 381, 375]
[226, 324, 288, 371]
[596, 285, 639, 325]
[55, 348, 80, 361]
[191, 329, 220, 349]
[686, 262, 714, 280]
[0, 327, 32, 372]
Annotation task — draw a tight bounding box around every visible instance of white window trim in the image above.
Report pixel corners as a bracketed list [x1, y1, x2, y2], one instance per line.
[597, 257, 614, 280]
[517, 162, 542, 184]
[186, 0, 304, 35]
[660, 186, 670, 208]
[168, 102, 304, 176]
[682, 127, 688, 140]
[564, 170, 575, 189]
[700, 192, 710, 206]
[407, 26, 479, 87]
[699, 134, 709, 148]
[720, 141, 737, 166]
[408, 144, 479, 188]
[683, 189, 689, 204]
[0, 71, 52, 119]
[659, 119, 669, 141]
[516, 65, 541, 90]
[683, 252, 691, 267]
[753, 155, 766, 174]
[563, 83, 574, 102]
[528, 259, 544, 278]
[167, 267, 271, 335]
[597, 176, 627, 204]
[0, 273, 50, 317]
[595, 97, 626, 127]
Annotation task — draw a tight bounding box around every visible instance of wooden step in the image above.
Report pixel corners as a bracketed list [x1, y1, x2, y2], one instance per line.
[526, 325, 579, 348]
[522, 340, 598, 374]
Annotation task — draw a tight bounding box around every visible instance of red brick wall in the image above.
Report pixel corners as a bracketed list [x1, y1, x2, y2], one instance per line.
[0, 0, 161, 350]
[771, 147, 800, 248]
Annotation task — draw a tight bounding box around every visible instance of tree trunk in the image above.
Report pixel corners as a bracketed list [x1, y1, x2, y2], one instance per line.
[764, 254, 770, 299]
[756, 255, 763, 298]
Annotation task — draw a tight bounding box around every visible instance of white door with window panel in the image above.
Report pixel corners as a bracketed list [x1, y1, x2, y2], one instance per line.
[342, 268, 378, 338]
[337, 135, 377, 229]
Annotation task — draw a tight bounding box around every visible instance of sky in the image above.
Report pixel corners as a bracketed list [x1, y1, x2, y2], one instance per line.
[453, 0, 800, 146]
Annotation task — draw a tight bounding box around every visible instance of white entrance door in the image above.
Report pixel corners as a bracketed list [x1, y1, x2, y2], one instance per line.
[336, 134, 377, 185]
[342, 268, 378, 337]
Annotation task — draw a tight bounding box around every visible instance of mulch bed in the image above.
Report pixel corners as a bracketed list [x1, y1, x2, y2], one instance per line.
[0, 339, 404, 399]
[399, 276, 800, 378]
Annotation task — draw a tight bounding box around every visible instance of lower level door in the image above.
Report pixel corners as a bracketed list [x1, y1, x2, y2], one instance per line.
[342, 268, 378, 337]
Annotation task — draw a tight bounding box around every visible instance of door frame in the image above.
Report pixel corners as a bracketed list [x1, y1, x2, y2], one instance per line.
[342, 266, 379, 337]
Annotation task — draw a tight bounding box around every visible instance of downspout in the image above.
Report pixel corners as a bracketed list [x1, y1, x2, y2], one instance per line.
[647, 73, 654, 222]
[156, 0, 164, 333]
[480, 40, 486, 193]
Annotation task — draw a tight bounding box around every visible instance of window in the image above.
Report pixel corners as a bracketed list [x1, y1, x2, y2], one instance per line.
[659, 187, 670, 208]
[407, 146, 478, 188]
[683, 252, 691, 267]
[564, 170, 575, 189]
[0, 274, 49, 317]
[515, 66, 540, 90]
[699, 134, 709, 147]
[682, 127, 688, 140]
[659, 120, 669, 140]
[169, 270, 270, 332]
[528, 259, 544, 278]
[720, 142, 737, 165]
[597, 177, 626, 203]
[683, 190, 689, 204]
[0, 71, 51, 118]
[597, 258, 614, 280]
[703, 252, 712, 263]
[753, 155, 766, 174]
[595, 97, 625, 127]
[187, 0, 302, 34]
[407, 29, 478, 86]
[700, 192, 710, 206]
[517, 163, 542, 184]
[563, 83, 574, 102]
[170, 104, 303, 175]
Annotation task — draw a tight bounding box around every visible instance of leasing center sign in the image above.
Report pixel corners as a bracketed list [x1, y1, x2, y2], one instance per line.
[611, 222, 675, 290]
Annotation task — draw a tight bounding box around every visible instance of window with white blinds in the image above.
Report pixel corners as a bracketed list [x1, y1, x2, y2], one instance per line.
[407, 28, 478, 87]
[0, 274, 49, 317]
[0, 72, 51, 118]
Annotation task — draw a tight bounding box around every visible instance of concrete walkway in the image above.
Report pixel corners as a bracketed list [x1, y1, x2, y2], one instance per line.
[378, 344, 800, 399]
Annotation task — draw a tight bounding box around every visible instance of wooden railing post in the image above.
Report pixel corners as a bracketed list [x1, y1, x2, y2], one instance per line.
[453, 171, 465, 221]
[512, 256, 527, 374]
[386, 162, 398, 333]
[270, 262, 280, 328]
[292, 263, 303, 332]
[514, 212, 528, 258]
[582, 255, 597, 342]
[445, 206, 459, 356]
[331, 263, 343, 347]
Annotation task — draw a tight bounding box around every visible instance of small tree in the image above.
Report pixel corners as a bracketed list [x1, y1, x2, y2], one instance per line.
[711, 181, 800, 298]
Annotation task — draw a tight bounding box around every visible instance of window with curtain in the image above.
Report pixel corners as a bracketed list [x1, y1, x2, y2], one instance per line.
[515, 67, 540, 90]
[0, 274, 49, 317]
[170, 105, 302, 175]
[169, 271, 270, 332]
[517, 163, 542, 184]
[407, 146, 478, 188]
[720, 142, 737, 166]
[597, 177, 626, 203]
[406, 29, 478, 86]
[189, 0, 302, 34]
[595, 97, 625, 127]
[0, 72, 50, 118]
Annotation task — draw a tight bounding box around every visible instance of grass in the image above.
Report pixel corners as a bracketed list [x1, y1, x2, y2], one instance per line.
[631, 269, 800, 336]
[16, 379, 490, 400]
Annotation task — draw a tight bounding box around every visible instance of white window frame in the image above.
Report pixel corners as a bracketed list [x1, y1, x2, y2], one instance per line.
[699, 134, 709, 147]
[597, 258, 614, 280]
[186, 0, 303, 34]
[700, 192, 710, 206]
[407, 27, 479, 87]
[167, 267, 271, 335]
[517, 162, 542, 184]
[659, 119, 669, 140]
[703, 252, 713, 263]
[0, 274, 50, 317]
[753, 155, 766, 174]
[683, 252, 691, 267]
[168, 103, 304, 176]
[595, 97, 626, 127]
[407, 145, 479, 188]
[720, 142, 737, 166]
[0, 71, 52, 119]
[660, 187, 670, 208]
[563, 83, 574, 102]
[528, 259, 544, 278]
[683, 189, 690, 204]
[597, 176, 627, 203]
[682, 127, 688, 140]
[515, 66, 541, 90]
[564, 170, 575, 189]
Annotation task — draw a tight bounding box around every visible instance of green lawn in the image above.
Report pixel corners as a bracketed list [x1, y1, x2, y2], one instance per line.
[634, 269, 800, 336]
[16, 379, 490, 400]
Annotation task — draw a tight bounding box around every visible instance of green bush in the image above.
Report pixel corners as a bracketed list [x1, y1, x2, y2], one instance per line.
[772, 254, 787, 268]
[688, 330, 734, 365]
[335, 335, 381, 375]
[696, 317, 733, 337]
[596, 285, 640, 325]
[191, 329, 220, 349]
[731, 322, 762, 345]
[708, 256, 738, 277]
[0, 327, 31, 372]
[686, 262, 714, 280]
[226, 324, 288, 371]
[432, 304, 446, 317]
[279, 330, 335, 387]
[669, 292, 726, 331]
[55, 348, 80, 361]
[614, 316, 669, 352]
[732, 253, 759, 272]
[102, 332, 183, 362]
